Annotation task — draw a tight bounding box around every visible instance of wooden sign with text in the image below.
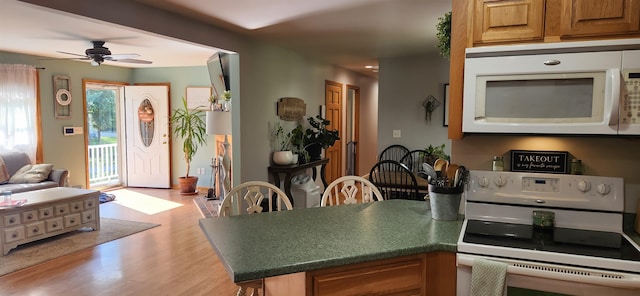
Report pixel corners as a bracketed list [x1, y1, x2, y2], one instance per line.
[510, 150, 569, 174]
[277, 97, 306, 121]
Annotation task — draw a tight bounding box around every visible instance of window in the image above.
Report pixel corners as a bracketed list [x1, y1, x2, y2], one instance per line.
[0, 64, 38, 162]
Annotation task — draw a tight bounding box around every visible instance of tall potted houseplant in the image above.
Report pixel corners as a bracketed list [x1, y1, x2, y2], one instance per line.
[170, 97, 207, 194]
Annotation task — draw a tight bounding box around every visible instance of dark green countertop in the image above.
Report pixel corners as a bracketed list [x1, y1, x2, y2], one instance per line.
[199, 199, 463, 282]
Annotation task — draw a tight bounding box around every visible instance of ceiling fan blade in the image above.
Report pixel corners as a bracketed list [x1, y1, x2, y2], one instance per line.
[56, 51, 88, 58]
[107, 53, 140, 59]
[110, 58, 153, 64]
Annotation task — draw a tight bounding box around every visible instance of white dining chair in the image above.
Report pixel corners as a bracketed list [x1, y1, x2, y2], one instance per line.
[218, 181, 293, 296]
[321, 175, 384, 206]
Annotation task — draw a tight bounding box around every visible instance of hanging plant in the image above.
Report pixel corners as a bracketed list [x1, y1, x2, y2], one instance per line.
[436, 11, 452, 59]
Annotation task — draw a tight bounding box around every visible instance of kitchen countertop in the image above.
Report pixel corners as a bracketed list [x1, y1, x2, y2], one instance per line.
[199, 199, 463, 282]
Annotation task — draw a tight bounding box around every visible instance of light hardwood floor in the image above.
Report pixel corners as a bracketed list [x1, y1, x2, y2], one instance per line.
[0, 188, 239, 296]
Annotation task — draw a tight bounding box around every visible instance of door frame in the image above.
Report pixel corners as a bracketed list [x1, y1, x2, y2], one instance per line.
[347, 84, 360, 175]
[82, 79, 127, 189]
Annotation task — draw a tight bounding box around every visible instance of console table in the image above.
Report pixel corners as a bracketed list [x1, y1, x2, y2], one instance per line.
[268, 158, 329, 205]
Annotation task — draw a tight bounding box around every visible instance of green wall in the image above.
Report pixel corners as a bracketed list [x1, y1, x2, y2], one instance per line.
[1, 51, 131, 187]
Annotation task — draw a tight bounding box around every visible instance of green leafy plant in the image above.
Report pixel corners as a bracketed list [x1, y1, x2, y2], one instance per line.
[425, 144, 450, 161]
[271, 121, 292, 151]
[170, 97, 207, 177]
[303, 115, 340, 149]
[436, 11, 452, 59]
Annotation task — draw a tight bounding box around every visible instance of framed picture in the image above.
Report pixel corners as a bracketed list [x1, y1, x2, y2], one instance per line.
[186, 86, 211, 110]
[443, 83, 450, 127]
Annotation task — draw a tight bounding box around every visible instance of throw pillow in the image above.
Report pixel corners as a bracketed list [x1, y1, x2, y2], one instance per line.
[0, 157, 9, 184]
[8, 164, 54, 184]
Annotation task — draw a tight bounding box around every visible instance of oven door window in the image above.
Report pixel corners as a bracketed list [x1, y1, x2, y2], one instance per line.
[476, 72, 606, 123]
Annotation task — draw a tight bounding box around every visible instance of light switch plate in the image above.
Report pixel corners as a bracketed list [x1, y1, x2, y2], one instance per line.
[393, 130, 401, 138]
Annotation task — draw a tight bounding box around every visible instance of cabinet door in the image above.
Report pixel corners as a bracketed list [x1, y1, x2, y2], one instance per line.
[307, 254, 427, 296]
[561, 0, 640, 37]
[473, 0, 545, 44]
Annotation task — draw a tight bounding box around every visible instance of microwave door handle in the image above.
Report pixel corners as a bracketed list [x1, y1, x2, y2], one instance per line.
[607, 68, 621, 127]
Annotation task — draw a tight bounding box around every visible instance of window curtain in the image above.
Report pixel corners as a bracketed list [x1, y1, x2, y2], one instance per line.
[0, 64, 38, 162]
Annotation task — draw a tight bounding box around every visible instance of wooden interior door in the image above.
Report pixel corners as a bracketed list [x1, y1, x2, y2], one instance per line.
[325, 80, 342, 184]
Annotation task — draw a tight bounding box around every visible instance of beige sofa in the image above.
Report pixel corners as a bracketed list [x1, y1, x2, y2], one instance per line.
[0, 151, 68, 193]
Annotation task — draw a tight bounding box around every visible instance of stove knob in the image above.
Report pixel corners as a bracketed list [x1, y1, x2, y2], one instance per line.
[577, 180, 591, 192]
[478, 177, 490, 188]
[494, 176, 506, 187]
[597, 183, 611, 195]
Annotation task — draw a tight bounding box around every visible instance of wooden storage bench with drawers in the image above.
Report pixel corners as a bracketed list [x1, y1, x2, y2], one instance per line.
[1, 187, 100, 255]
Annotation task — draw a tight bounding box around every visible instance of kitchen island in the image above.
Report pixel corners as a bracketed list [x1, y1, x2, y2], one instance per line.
[199, 199, 463, 295]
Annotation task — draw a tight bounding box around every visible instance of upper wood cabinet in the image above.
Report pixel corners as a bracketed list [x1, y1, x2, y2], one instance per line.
[560, 0, 640, 37]
[473, 0, 545, 45]
[472, 0, 640, 46]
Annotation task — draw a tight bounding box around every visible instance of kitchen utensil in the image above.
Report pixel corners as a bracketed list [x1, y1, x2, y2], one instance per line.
[433, 159, 448, 178]
[446, 164, 459, 187]
[421, 163, 438, 183]
[456, 166, 468, 187]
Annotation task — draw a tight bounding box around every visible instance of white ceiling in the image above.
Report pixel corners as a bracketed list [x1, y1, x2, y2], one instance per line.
[1, 0, 451, 76]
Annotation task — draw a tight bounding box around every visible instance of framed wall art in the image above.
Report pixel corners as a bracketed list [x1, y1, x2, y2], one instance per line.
[53, 75, 72, 119]
[186, 86, 212, 110]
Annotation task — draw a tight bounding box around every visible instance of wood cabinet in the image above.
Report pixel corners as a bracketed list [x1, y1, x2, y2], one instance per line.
[264, 251, 456, 296]
[560, 0, 640, 37]
[307, 254, 427, 296]
[473, 0, 545, 45]
[473, 0, 640, 45]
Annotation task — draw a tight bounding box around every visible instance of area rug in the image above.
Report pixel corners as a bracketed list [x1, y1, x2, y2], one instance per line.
[0, 218, 160, 276]
[193, 196, 221, 218]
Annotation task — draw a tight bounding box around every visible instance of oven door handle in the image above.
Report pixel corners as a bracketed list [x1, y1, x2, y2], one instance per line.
[458, 254, 640, 289]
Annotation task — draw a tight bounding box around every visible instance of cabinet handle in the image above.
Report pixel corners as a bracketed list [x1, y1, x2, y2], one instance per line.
[32, 227, 39, 233]
[27, 214, 33, 220]
[44, 210, 49, 216]
[9, 217, 15, 223]
[12, 232, 18, 238]
[74, 205, 80, 210]
[70, 219, 75, 224]
[52, 223, 58, 228]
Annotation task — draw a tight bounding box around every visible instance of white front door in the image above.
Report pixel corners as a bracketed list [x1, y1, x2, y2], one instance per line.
[124, 85, 170, 188]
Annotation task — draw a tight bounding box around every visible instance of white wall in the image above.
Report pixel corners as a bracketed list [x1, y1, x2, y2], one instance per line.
[378, 52, 451, 160]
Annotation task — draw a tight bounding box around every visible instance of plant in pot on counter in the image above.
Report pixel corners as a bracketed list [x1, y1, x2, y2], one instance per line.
[170, 97, 207, 195]
[301, 115, 340, 162]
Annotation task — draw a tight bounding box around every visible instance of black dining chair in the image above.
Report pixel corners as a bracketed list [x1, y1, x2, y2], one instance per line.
[368, 160, 422, 201]
[378, 144, 410, 162]
[400, 149, 438, 173]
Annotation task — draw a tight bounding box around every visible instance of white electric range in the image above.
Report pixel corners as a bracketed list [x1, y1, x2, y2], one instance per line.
[456, 170, 640, 296]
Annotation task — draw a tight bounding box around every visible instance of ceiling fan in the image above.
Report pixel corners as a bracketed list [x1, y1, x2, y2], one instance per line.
[56, 41, 152, 66]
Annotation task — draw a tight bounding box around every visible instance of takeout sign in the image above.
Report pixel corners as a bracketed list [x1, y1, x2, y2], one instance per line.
[510, 150, 568, 174]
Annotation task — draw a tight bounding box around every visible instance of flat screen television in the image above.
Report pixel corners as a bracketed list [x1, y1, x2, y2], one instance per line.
[207, 52, 229, 99]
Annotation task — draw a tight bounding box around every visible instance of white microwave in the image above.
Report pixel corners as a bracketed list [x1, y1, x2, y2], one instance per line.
[462, 39, 640, 135]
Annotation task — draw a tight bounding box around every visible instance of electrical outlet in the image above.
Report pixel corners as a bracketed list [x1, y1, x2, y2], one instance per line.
[393, 130, 401, 138]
